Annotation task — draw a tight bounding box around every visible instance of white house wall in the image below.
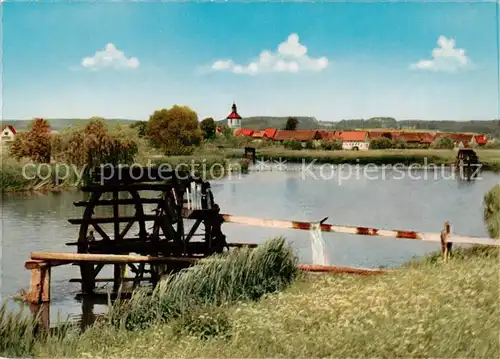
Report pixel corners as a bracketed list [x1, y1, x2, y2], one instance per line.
[0, 129, 16, 143]
[342, 141, 369, 151]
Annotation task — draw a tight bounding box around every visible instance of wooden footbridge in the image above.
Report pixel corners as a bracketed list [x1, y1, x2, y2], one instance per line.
[23, 165, 499, 307]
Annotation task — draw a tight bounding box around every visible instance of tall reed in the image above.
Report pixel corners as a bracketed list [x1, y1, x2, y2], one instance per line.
[108, 237, 299, 331]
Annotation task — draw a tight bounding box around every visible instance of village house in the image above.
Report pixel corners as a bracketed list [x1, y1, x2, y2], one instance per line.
[272, 130, 323, 145]
[435, 133, 479, 149]
[366, 131, 395, 141]
[1, 125, 17, 143]
[318, 130, 341, 142]
[339, 131, 370, 150]
[234, 128, 254, 137]
[474, 134, 488, 146]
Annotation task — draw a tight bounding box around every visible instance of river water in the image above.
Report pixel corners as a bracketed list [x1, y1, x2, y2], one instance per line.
[1, 164, 498, 324]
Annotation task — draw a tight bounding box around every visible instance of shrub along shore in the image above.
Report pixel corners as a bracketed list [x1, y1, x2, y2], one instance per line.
[2, 148, 499, 194]
[247, 148, 500, 172]
[0, 239, 498, 358]
[0, 155, 250, 194]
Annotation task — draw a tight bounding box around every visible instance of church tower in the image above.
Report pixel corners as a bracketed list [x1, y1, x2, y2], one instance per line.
[226, 102, 242, 130]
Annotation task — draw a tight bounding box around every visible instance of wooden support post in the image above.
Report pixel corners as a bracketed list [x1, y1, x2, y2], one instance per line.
[27, 263, 51, 304]
[112, 190, 122, 294]
[41, 266, 51, 302]
[440, 221, 452, 261]
[29, 303, 50, 333]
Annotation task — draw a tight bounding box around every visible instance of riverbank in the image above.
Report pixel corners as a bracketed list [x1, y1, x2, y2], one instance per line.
[0, 155, 250, 193]
[2, 243, 498, 358]
[246, 148, 500, 172]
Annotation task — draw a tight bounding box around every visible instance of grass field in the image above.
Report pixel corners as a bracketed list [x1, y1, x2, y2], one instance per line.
[18, 245, 496, 358]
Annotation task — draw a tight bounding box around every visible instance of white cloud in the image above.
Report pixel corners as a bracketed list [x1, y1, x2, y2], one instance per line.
[410, 36, 470, 72]
[210, 33, 328, 75]
[81, 43, 140, 70]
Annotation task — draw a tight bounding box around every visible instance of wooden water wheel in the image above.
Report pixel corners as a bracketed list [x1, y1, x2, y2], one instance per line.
[67, 166, 228, 296]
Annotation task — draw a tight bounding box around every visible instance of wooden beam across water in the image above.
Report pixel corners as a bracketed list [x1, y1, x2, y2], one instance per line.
[30, 252, 200, 264]
[220, 214, 500, 247]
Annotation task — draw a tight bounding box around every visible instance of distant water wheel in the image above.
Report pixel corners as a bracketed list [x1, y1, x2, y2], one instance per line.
[67, 166, 228, 296]
[455, 149, 481, 181]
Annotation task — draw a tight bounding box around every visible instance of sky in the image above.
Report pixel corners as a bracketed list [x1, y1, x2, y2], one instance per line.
[2, 1, 500, 122]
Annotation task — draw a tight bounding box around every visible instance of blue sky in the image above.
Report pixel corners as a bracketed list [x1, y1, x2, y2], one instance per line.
[2, 1, 499, 122]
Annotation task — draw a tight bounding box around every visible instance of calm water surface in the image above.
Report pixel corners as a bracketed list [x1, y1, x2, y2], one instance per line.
[1, 165, 498, 323]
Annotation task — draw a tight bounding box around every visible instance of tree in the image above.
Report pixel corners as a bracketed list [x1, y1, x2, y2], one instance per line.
[484, 185, 500, 238]
[200, 117, 216, 140]
[284, 117, 299, 131]
[147, 105, 203, 155]
[321, 139, 343, 150]
[430, 136, 455, 149]
[130, 120, 147, 137]
[220, 125, 233, 139]
[10, 118, 52, 163]
[370, 137, 394, 150]
[52, 117, 138, 171]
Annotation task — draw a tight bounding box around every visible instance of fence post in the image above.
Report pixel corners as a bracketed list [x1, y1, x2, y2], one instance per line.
[440, 221, 452, 261]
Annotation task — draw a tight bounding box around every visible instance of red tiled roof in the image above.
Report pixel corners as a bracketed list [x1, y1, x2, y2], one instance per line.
[318, 130, 340, 141]
[1, 125, 17, 134]
[367, 131, 394, 140]
[339, 131, 367, 142]
[234, 128, 254, 137]
[264, 128, 277, 139]
[396, 133, 422, 143]
[226, 103, 242, 120]
[227, 111, 242, 120]
[273, 130, 321, 141]
[252, 130, 265, 138]
[418, 133, 436, 144]
[474, 134, 488, 145]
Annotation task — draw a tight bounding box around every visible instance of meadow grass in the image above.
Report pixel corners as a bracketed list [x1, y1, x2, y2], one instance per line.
[250, 148, 500, 171]
[19, 244, 499, 358]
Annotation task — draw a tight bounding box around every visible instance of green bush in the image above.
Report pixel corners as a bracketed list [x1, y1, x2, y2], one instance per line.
[484, 185, 500, 239]
[283, 140, 302, 150]
[304, 140, 315, 150]
[430, 136, 455, 149]
[320, 140, 343, 151]
[370, 137, 394, 150]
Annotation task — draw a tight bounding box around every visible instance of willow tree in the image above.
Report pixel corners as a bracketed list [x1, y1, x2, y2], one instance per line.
[484, 185, 500, 239]
[52, 117, 138, 182]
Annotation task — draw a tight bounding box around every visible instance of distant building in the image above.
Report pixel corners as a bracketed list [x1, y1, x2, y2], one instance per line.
[1, 125, 17, 143]
[339, 131, 370, 150]
[225, 103, 242, 130]
[273, 130, 322, 143]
